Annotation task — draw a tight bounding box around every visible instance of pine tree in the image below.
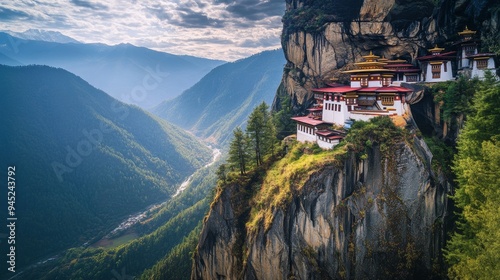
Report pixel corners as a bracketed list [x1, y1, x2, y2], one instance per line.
[228, 127, 250, 175]
[246, 102, 276, 166]
[445, 71, 500, 278]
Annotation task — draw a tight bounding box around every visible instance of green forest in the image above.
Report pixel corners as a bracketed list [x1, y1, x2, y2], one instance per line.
[444, 72, 500, 278]
[0, 65, 212, 269]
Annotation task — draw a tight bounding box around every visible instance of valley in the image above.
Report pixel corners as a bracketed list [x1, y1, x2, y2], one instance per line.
[1, 0, 499, 278]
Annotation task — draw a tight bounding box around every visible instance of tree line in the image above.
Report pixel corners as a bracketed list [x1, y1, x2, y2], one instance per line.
[222, 102, 283, 177]
[445, 72, 500, 278]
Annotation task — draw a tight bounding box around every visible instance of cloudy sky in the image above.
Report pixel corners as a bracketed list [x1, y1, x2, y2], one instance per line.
[0, 0, 285, 61]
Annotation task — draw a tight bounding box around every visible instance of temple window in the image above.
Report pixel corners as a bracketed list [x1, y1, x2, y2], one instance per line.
[381, 96, 394, 106]
[382, 77, 391, 86]
[406, 75, 417, 82]
[360, 77, 368, 87]
[477, 59, 488, 69]
[465, 46, 475, 56]
[432, 72, 441, 79]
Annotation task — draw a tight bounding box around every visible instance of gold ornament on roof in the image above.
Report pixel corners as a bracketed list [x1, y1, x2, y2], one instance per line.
[429, 44, 445, 53]
[458, 26, 476, 36]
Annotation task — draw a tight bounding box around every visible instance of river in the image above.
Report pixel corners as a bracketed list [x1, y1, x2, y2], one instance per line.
[10, 146, 222, 279]
[103, 145, 221, 239]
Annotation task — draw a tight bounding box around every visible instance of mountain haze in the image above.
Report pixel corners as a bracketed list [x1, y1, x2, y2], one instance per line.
[0, 32, 225, 108]
[0, 65, 212, 268]
[154, 49, 285, 146]
[3, 29, 80, 43]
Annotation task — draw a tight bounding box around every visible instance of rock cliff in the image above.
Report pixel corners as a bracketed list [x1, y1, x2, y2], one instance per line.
[273, 0, 500, 113]
[192, 137, 450, 279]
[191, 0, 499, 279]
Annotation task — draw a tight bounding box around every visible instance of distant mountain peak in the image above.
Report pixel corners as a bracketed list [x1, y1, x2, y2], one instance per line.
[4, 29, 80, 44]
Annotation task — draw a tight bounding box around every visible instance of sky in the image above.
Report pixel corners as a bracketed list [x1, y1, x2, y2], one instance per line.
[0, 0, 285, 61]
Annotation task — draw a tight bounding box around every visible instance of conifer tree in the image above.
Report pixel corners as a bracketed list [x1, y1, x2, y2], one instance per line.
[445, 71, 500, 278]
[228, 127, 250, 175]
[246, 102, 276, 166]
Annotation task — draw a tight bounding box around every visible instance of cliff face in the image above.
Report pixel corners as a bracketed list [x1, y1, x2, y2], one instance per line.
[191, 1, 499, 278]
[274, 0, 500, 112]
[192, 139, 450, 279]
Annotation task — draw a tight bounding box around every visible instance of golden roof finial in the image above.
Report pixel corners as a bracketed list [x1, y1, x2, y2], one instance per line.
[429, 45, 445, 53]
[458, 26, 476, 36]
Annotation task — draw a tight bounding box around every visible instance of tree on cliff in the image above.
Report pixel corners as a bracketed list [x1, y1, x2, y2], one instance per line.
[246, 102, 277, 166]
[226, 102, 277, 177]
[445, 72, 500, 278]
[228, 127, 250, 175]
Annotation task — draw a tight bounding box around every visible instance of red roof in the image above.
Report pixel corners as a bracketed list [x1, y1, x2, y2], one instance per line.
[307, 108, 323, 112]
[313, 86, 360, 93]
[357, 86, 412, 93]
[356, 87, 379, 92]
[291, 116, 327, 126]
[467, 53, 495, 58]
[392, 69, 421, 73]
[325, 82, 345, 87]
[377, 86, 413, 92]
[384, 63, 415, 67]
[316, 130, 344, 140]
[384, 64, 421, 73]
[416, 51, 456, 61]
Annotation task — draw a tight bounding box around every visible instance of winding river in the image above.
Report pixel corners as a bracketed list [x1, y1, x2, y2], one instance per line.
[103, 146, 221, 239]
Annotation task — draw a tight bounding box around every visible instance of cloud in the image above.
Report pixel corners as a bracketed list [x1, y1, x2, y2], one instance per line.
[147, 2, 226, 29]
[238, 36, 280, 48]
[225, 0, 284, 21]
[0, 7, 31, 20]
[0, 0, 285, 60]
[175, 9, 226, 28]
[70, 0, 108, 10]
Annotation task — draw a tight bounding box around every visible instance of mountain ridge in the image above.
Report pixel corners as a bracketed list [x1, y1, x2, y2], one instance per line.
[154, 49, 286, 146]
[0, 32, 225, 108]
[0, 64, 212, 269]
[2, 29, 80, 43]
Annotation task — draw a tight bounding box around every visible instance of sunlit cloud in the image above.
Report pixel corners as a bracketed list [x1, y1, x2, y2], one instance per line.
[0, 0, 285, 60]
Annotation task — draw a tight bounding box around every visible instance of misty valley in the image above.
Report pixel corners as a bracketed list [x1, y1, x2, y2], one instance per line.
[1, 0, 500, 279]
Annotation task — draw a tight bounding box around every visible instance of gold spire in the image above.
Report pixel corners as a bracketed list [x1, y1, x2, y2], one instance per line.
[378, 56, 389, 63]
[362, 51, 380, 62]
[342, 51, 391, 73]
[458, 26, 476, 36]
[429, 44, 445, 53]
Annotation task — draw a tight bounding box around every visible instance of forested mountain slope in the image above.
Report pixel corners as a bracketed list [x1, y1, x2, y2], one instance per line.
[0, 65, 212, 269]
[154, 49, 285, 146]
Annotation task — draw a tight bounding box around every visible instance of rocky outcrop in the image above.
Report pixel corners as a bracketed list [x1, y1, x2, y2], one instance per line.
[273, 0, 500, 113]
[192, 139, 450, 279]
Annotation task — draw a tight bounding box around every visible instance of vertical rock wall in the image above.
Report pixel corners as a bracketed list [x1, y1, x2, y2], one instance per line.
[274, 0, 500, 114]
[193, 140, 451, 279]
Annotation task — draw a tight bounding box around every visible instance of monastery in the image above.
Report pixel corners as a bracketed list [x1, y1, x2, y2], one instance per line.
[292, 27, 498, 149]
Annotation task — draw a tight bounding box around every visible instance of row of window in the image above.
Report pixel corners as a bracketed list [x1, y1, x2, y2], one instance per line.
[431, 63, 447, 73]
[297, 124, 315, 135]
[464, 45, 475, 56]
[406, 75, 418, 82]
[318, 136, 338, 143]
[324, 102, 342, 112]
[381, 96, 395, 106]
[359, 77, 391, 87]
[324, 97, 397, 107]
[476, 59, 488, 69]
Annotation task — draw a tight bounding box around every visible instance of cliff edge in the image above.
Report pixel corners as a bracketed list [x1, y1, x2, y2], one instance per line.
[192, 118, 450, 279]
